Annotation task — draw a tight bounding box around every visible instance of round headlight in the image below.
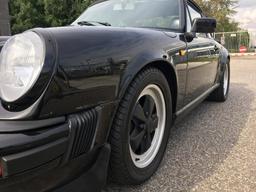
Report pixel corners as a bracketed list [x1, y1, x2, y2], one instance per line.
[0, 31, 45, 102]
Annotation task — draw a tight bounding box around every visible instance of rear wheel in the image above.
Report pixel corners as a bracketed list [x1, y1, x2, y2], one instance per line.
[208, 61, 230, 102]
[109, 68, 172, 185]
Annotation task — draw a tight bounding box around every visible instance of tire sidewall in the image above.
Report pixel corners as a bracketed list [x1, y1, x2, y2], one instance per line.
[222, 61, 230, 100]
[120, 69, 172, 183]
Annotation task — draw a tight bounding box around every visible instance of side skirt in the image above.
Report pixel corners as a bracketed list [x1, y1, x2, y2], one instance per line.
[174, 84, 219, 123]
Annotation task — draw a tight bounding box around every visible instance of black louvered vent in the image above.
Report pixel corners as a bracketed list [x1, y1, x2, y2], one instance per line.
[69, 108, 98, 159]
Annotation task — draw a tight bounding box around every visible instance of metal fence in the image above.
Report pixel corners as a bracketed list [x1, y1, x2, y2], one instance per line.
[214, 31, 256, 53]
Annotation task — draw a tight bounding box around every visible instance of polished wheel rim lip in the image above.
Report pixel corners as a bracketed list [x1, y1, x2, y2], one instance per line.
[129, 84, 166, 169]
[223, 63, 229, 96]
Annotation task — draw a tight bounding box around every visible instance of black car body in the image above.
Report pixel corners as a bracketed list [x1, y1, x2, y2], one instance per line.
[0, 0, 230, 191]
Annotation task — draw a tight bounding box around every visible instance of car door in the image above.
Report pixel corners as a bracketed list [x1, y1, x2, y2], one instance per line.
[184, 2, 219, 105]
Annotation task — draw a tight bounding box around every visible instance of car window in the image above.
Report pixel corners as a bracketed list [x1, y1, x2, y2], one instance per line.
[187, 4, 207, 37]
[73, 0, 181, 31]
[186, 7, 192, 32]
[188, 5, 202, 23]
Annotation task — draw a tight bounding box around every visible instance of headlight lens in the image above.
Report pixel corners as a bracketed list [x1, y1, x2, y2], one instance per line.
[0, 31, 45, 102]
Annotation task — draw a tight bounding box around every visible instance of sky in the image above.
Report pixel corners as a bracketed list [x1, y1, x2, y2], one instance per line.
[234, 0, 256, 32]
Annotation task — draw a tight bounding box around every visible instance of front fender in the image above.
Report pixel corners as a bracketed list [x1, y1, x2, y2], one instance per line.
[0, 26, 179, 120]
[218, 45, 230, 79]
[118, 50, 177, 100]
[36, 26, 176, 119]
[220, 46, 230, 66]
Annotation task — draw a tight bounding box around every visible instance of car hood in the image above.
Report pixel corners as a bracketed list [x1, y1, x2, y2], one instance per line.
[35, 26, 173, 77]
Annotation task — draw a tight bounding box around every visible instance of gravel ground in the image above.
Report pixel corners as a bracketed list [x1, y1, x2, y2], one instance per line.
[105, 56, 256, 192]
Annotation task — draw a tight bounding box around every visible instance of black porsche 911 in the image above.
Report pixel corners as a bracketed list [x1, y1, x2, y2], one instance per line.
[0, 0, 230, 191]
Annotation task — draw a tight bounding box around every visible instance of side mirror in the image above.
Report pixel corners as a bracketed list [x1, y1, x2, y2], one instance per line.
[191, 18, 217, 33]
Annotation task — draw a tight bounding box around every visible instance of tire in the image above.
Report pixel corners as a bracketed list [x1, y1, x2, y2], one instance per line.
[208, 60, 230, 102]
[109, 68, 172, 185]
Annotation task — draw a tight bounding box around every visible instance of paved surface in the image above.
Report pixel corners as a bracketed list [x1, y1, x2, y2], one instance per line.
[106, 56, 256, 192]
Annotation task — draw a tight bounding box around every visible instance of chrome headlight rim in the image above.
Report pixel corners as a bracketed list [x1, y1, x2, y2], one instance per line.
[0, 31, 46, 103]
[0, 29, 57, 112]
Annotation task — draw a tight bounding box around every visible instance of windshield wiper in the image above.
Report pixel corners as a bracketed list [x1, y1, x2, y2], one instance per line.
[77, 21, 111, 26]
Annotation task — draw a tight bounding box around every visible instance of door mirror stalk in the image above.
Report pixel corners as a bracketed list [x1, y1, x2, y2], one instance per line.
[184, 32, 195, 43]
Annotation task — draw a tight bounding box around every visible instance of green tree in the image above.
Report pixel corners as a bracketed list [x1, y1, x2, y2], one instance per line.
[10, 0, 239, 34]
[9, 0, 47, 34]
[195, 0, 239, 32]
[44, 0, 94, 26]
[9, 0, 95, 34]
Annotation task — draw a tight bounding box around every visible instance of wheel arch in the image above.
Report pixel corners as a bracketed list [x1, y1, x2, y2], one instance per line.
[109, 60, 177, 184]
[216, 48, 230, 83]
[118, 59, 178, 115]
[220, 48, 230, 67]
[146, 61, 178, 114]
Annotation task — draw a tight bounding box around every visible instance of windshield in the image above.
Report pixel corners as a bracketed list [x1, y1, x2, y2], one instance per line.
[73, 0, 181, 30]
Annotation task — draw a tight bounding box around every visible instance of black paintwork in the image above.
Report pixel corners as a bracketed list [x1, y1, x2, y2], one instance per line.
[0, 0, 229, 122]
[38, 26, 187, 118]
[0, 0, 230, 190]
[0, 106, 109, 192]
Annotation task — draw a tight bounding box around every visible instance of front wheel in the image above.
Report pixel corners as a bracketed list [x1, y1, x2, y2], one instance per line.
[208, 60, 230, 102]
[109, 68, 172, 185]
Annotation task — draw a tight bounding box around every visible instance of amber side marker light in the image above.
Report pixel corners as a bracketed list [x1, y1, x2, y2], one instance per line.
[179, 50, 187, 56]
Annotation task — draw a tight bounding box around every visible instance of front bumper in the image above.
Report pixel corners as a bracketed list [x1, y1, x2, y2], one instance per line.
[0, 107, 111, 192]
